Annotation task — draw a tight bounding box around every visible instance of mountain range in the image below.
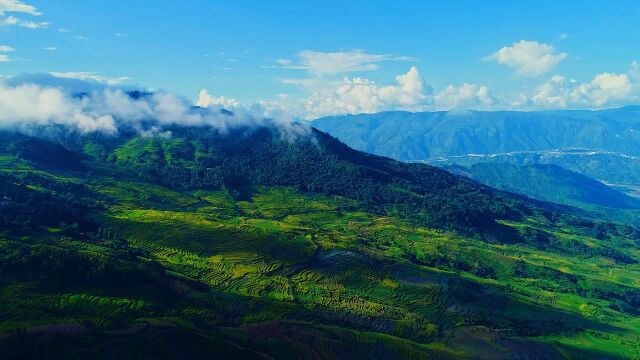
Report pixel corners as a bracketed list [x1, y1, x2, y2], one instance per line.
[313, 106, 640, 161]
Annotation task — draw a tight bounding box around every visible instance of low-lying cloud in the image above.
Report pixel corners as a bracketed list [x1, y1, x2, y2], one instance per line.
[0, 73, 308, 138]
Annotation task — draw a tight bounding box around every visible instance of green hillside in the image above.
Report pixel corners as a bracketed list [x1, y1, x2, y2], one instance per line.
[1, 128, 640, 359]
[447, 163, 640, 210]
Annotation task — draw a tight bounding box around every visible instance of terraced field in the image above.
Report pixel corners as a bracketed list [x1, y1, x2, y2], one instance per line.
[1, 131, 640, 359]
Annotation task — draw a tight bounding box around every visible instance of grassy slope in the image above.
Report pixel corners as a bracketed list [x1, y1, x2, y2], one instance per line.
[1, 150, 640, 359]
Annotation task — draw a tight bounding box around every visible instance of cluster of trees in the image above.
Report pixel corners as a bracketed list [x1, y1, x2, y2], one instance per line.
[0, 132, 84, 170]
[577, 279, 640, 315]
[0, 236, 159, 288]
[0, 174, 92, 233]
[108, 136, 224, 190]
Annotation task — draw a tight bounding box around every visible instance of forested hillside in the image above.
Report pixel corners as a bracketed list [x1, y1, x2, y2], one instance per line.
[447, 163, 640, 210]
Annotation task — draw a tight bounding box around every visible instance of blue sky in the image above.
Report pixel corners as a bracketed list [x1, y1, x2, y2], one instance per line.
[1, 0, 640, 118]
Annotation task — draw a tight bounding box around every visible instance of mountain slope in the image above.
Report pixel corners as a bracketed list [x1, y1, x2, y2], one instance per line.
[1, 127, 640, 359]
[74, 126, 533, 237]
[447, 163, 640, 210]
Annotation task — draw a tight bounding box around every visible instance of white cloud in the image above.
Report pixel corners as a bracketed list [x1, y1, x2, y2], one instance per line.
[115, 32, 126, 37]
[242, 94, 306, 124]
[434, 83, 496, 110]
[224, 54, 640, 117]
[0, 45, 13, 62]
[196, 89, 241, 108]
[531, 68, 636, 109]
[43, 46, 56, 51]
[590, 73, 634, 105]
[17, 19, 47, 28]
[0, 14, 16, 26]
[0, 0, 40, 16]
[270, 49, 513, 117]
[0, 74, 308, 138]
[0, 15, 47, 28]
[485, 40, 567, 77]
[0, 83, 118, 134]
[300, 66, 431, 118]
[0, 1, 46, 30]
[278, 50, 413, 75]
[379, 66, 429, 108]
[277, 65, 508, 118]
[49, 72, 131, 85]
[58, 28, 70, 32]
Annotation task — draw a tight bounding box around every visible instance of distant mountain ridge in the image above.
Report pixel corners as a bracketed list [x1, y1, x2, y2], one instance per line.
[313, 106, 640, 161]
[427, 148, 640, 188]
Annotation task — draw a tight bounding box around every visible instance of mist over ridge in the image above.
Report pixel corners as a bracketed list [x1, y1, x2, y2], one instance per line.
[0, 73, 309, 140]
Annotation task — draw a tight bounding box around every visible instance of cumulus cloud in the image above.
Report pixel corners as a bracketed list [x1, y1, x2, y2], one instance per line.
[272, 49, 512, 117]
[485, 40, 567, 77]
[434, 83, 496, 110]
[278, 50, 413, 75]
[196, 89, 241, 108]
[531, 71, 636, 108]
[271, 53, 640, 117]
[214, 56, 640, 118]
[277, 65, 506, 118]
[0, 74, 308, 139]
[299, 66, 431, 118]
[49, 72, 131, 85]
